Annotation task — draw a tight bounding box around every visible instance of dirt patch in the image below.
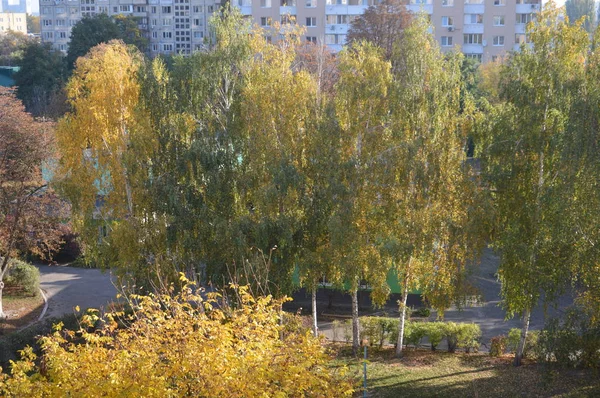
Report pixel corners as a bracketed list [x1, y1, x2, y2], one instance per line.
[0, 295, 45, 335]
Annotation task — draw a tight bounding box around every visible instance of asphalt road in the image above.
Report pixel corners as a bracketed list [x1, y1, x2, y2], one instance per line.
[37, 264, 118, 319]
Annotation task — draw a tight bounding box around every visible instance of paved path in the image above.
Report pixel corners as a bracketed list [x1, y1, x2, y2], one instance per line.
[37, 264, 118, 319]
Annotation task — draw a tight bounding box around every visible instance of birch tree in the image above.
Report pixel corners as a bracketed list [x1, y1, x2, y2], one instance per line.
[479, 5, 589, 365]
[334, 41, 392, 353]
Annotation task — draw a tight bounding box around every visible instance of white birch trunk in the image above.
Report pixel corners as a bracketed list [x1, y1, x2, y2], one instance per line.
[514, 307, 531, 366]
[352, 288, 360, 354]
[312, 284, 318, 338]
[396, 288, 409, 357]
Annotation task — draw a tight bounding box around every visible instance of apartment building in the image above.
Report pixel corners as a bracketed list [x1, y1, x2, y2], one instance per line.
[40, 0, 220, 54]
[235, 0, 542, 62]
[40, 0, 542, 61]
[0, 12, 26, 33]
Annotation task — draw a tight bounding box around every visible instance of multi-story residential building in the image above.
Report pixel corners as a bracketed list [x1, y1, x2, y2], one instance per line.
[235, 0, 542, 63]
[1, 0, 36, 16]
[0, 12, 26, 33]
[40, 0, 220, 55]
[40, 0, 543, 62]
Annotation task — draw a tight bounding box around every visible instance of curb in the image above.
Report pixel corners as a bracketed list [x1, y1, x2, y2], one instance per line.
[37, 288, 48, 322]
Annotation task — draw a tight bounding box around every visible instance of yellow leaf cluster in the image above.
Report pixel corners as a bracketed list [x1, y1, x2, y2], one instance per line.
[0, 279, 353, 397]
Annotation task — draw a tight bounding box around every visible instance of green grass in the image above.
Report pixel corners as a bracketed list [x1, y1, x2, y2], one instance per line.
[331, 345, 600, 398]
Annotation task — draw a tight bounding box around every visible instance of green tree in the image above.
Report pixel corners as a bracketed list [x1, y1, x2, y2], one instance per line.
[565, 0, 596, 32]
[13, 41, 67, 117]
[479, 5, 589, 366]
[0, 31, 33, 66]
[66, 14, 146, 69]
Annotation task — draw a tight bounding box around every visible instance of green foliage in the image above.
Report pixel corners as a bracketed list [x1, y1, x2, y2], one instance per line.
[361, 317, 397, 348]
[13, 41, 67, 116]
[26, 14, 40, 34]
[444, 322, 459, 353]
[489, 335, 507, 357]
[455, 323, 481, 353]
[3, 260, 40, 297]
[0, 280, 354, 396]
[421, 322, 445, 351]
[536, 310, 600, 368]
[66, 14, 146, 69]
[507, 328, 521, 353]
[0, 31, 33, 66]
[565, 0, 596, 32]
[412, 307, 431, 318]
[404, 321, 426, 348]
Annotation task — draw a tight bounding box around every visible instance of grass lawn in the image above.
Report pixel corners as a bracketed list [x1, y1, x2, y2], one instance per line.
[332, 345, 600, 398]
[0, 294, 44, 336]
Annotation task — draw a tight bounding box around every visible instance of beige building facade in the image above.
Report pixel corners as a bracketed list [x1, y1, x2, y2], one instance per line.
[0, 12, 26, 34]
[40, 0, 542, 61]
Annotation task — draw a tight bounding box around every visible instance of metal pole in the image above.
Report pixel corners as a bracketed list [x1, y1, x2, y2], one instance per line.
[363, 345, 367, 397]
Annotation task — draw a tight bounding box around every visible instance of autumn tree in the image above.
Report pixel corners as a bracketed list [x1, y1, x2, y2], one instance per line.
[479, 5, 589, 366]
[382, 16, 486, 357]
[0, 88, 64, 318]
[56, 41, 154, 283]
[334, 41, 393, 353]
[346, 0, 411, 60]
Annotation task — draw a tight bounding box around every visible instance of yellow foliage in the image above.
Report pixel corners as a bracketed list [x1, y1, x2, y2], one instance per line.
[0, 279, 353, 397]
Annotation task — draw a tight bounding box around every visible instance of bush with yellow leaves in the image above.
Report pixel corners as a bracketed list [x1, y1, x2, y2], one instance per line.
[0, 278, 353, 397]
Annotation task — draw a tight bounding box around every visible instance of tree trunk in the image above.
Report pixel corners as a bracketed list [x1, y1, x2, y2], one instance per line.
[0, 281, 4, 319]
[396, 287, 409, 357]
[352, 288, 360, 355]
[312, 283, 318, 338]
[514, 308, 531, 366]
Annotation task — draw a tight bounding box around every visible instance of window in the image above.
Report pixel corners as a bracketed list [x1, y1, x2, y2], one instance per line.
[260, 17, 270, 26]
[493, 15, 505, 26]
[442, 0, 453, 5]
[120, 5, 132, 12]
[306, 17, 316, 27]
[152, 44, 159, 51]
[162, 6, 171, 13]
[152, 31, 158, 38]
[281, 14, 295, 24]
[56, 19, 65, 26]
[261, 0, 271, 7]
[43, 31, 53, 39]
[465, 14, 483, 24]
[441, 16, 454, 27]
[163, 44, 173, 52]
[464, 0, 483, 3]
[281, 0, 296, 5]
[163, 18, 171, 25]
[192, 6, 200, 12]
[306, 36, 317, 43]
[516, 13, 534, 24]
[465, 53, 482, 62]
[324, 34, 345, 44]
[494, 0, 505, 5]
[42, 19, 52, 26]
[193, 31, 203, 38]
[463, 34, 483, 44]
[59, 31, 67, 38]
[441, 36, 453, 46]
[493, 35, 505, 46]
[55, 6, 65, 13]
[136, 6, 145, 13]
[163, 31, 172, 38]
[306, 0, 316, 7]
[515, 34, 530, 44]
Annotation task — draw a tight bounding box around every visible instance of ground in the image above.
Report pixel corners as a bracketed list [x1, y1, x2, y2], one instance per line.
[333, 346, 600, 398]
[0, 295, 44, 335]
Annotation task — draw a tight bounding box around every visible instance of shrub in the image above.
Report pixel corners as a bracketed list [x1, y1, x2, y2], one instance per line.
[3, 259, 40, 296]
[444, 322, 459, 353]
[423, 322, 445, 351]
[332, 320, 341, 342]
[412, 307, 431, 318]
[456, 323, 481, 353]
[536, 310, 600, 368]
[404, 320, 426, 348]
[524, 330, 540, 360]
[507, 328, 521, 353]
[361, 317, 379, 347]
[361, 317, 397, 348]
[0, 280, 354, 397]
[490, 335, 507, 357]
[343, 319, 352, 343]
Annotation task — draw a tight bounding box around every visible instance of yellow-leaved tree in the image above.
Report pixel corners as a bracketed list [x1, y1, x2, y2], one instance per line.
[0, 278, 354, 396]
[56, 40, 157, 279]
